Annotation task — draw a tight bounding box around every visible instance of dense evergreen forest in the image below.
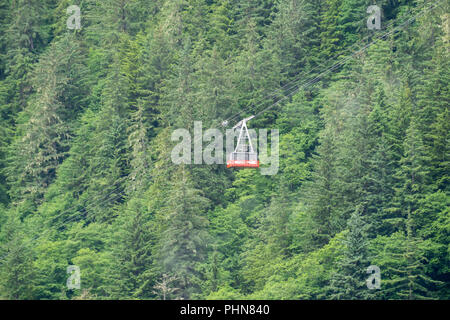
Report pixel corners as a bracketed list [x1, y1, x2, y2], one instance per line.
[0, 0, 448, 300]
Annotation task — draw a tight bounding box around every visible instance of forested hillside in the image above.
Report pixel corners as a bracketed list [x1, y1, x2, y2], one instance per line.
[0, 0, 448, 300]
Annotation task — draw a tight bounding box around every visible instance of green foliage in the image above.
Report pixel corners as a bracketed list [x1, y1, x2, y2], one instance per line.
[327, 207, 375, 299]
[106, 198, 157, 299]
[159, 165, 211, 299]
[0, 213, 36, 299]
[6, 34, 87, 205]
[0, 0, 447, 300]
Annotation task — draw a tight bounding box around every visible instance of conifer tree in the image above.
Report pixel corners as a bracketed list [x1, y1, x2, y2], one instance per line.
[6, 0, 49, 53]
[232, 18, 282, 125]
[267, 0, 322, 77]
[303, 114, 340, 249]
[0, 0, 51, 203]
[328, 206, 375, 300]
[159, 165, 210, 299]
[106, 198, 156, 299]
[377, 110, 442, 299]
[379, 210, 442, 299]
[0, 213, 36, 299]
[320, 0, 345, 59]
[83, 55, 130, 222]
[417, 42, 450, 192]
[6, 35, 86, 205]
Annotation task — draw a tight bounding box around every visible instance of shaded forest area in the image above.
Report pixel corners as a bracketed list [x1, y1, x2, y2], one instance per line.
[0, 0, 448, 300]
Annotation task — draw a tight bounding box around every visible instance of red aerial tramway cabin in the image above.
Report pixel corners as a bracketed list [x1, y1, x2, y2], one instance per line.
[227, 115, 259, 168]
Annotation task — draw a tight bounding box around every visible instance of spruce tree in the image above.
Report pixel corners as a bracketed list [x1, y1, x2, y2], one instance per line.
[0, 213, 36, 299]
[159, 165, 210, 299]
[417, 42, 450, 192]
[379, 210, 442, 299]
[267, 0, 322, 77]
[303, 119, 340, 249]
[106, 198, 156, 299]
[328, 206, 375, 300]
[6, 35, 86, 205]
